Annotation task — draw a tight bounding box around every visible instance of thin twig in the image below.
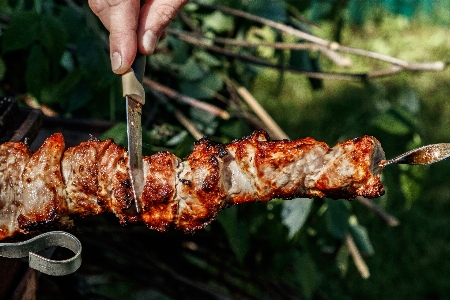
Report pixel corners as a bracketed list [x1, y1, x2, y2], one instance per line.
[193, 1, 447, 72]
[345, 233, 370, 279]
[173, 110, 204, 140]
[148, 89, 204, 140]
[225, 81, 268, 130]
[168, 28, 442, 80]
[227, 79, 289, 140]
[168, 29, 351, 67]
[143, 77, 230, 120]
[168, 29, 363, 81]
[356, 196, 400, 227]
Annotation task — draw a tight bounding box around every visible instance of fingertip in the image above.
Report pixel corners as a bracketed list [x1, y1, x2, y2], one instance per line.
[140, 30, 159, 55]
[111, 52, 122, 73]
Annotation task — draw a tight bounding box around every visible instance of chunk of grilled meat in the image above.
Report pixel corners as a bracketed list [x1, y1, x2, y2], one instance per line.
[0, 130, 385, 239]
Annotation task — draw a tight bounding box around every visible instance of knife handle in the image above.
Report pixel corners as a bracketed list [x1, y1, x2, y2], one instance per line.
[132, 52, 146, 84]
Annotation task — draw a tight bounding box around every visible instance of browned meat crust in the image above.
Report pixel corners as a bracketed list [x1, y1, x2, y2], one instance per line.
[0, 130, 385, 239]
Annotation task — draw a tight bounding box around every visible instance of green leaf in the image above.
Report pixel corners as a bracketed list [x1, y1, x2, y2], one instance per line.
[101, 123, 128, 148]
[179, 72, 223, 99]
[396, 85, 420, 114]
[168, 36, 190, 64]
[166, 130, 188, 146]
[65, 79, 92, 113]
[202, 11, 234, 33]
[60, 50, 75, 72]
[217, 206, 250, 263]
[348, 217, 374, 256]
[2, 12, 41, 53]
[179, 58, 206, 81]
[371, 112, 411, 135]
[194, 50, 222, 67]
[25, 45, 49, 98]
[247, 0, 287, 22]
[76, 35, 115, 89]
[40, 15, 68, 62]
[336, 244, 350, 277]
[40, 70, 83, 105]
[273, 250, 319, 299]
[58, 6, 87, 44]
[325, 199, 350, 239]
[281, 199, 313, 239]
[399, 164, 424, 208]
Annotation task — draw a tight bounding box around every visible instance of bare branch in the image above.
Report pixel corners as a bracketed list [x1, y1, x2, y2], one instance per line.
[345, 233, 370, 279]
[356, 197, 400, 227]
[143, 77, 230, 120]
[169, 29, 352, 67]
[193, 1, 447, 72]
[173, 110, 204, 140]
[226, 79, 289, 140]
[167, 29, 363, 81]
[148, 89, 204, 140]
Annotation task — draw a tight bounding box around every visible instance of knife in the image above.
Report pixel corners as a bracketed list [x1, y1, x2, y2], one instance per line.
[122, 53, 146, 213]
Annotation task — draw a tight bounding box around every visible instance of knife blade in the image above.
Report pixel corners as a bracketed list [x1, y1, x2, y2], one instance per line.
[122, 53, 146, 213]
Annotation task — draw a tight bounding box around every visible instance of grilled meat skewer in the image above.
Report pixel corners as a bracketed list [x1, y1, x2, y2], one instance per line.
[0, 130, 385, 240]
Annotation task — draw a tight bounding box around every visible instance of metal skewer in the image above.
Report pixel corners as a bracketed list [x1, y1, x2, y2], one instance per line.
[379, 143, 450, 167]
[0, 231, 82, 276]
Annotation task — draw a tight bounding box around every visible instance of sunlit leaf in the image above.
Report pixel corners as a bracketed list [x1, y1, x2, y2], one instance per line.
[194, 50, 222, 67]
[281, 199, 313, 239]
[202, 11, 234, 33]
[399, 164, 424, 209]
[166, 130, 188, 146]
[371, 112, 411, 135]
[336, 244, 350, 277]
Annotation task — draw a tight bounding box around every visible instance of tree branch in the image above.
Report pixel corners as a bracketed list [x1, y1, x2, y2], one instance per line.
[193, 1, 447, 72]
[143, 77, 230, 120]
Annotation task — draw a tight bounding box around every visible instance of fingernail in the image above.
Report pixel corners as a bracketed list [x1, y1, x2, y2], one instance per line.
[142, 30, 158, 54]
[111, 52, 122, 71]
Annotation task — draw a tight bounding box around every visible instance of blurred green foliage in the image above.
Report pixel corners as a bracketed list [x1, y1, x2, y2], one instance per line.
[1, 0, 449, 299]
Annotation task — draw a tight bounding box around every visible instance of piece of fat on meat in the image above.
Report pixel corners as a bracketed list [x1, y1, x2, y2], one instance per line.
[0, 142, 31, 239]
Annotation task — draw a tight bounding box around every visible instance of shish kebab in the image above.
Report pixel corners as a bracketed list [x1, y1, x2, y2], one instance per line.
[0, 125, 447, 241]
[0, 130, 386, 240]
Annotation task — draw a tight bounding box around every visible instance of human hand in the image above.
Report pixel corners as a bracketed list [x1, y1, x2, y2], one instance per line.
[89, 0, 188, 74]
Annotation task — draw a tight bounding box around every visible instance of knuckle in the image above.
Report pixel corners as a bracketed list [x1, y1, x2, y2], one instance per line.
[155, 4, 178, 25]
